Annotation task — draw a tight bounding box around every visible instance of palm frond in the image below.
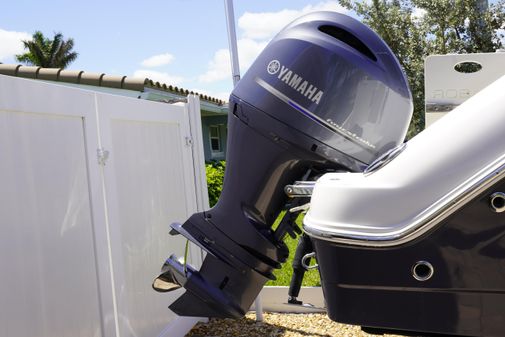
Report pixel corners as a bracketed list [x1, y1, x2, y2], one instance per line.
[15, 31, 78, 68]
[49, 33, 64, 66]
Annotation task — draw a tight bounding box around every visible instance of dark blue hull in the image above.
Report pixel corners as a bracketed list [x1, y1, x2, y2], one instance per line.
[313, 178, 505, 336]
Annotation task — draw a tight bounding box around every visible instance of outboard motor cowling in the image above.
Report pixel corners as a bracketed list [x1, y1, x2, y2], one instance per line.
[154, 11, 413, 319]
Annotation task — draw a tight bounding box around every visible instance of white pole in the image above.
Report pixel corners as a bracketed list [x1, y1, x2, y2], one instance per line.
[224, 0, 241, 86]
[254, 293, 264, 322]
[223, 0, 263, 322]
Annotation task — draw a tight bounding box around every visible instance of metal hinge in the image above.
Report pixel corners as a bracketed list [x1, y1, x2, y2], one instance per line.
[97, 148, 109, 166]
[284, 181, 315, 197]
[185, 136, 193, 147]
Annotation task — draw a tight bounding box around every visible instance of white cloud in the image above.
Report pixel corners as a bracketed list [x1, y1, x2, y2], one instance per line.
[198, 38, 268, 83]
[198, 48, 230, 83]
[199, 1, 348, 84]
[238, 38, 269, 71]
[0, 28, 31, 62]
[133, 69, 184, 85]
[238, 1, 348, 40]
[140, 53, 175, 67]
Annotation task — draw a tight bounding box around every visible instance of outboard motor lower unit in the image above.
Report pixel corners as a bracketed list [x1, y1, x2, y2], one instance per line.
[154, 11, 412, 319]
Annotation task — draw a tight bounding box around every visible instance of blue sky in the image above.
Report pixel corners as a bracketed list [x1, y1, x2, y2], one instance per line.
[0, 1, 351, 100]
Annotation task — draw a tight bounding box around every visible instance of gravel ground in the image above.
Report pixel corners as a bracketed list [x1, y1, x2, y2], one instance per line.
[186, 313, 404, 337]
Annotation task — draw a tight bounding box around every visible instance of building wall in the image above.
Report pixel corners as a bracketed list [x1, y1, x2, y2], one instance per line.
[201, 115, 228, 162]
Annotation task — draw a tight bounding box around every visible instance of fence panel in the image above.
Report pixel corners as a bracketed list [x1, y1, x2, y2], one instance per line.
[0, 75, 104, 337]
[96, 93, 201, 337]
[0, 75, 205, 337]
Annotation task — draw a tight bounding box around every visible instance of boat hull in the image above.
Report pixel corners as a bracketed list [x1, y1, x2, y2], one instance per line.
[313, 178, 505, 336]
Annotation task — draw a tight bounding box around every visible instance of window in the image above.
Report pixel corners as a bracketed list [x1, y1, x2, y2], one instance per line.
[209, 125, 222, 153]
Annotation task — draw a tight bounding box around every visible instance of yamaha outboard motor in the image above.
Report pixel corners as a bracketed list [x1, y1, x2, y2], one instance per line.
[153, 11, 412, 319]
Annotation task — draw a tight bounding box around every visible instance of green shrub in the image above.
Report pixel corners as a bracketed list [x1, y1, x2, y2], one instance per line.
[205, 160, 226, 207]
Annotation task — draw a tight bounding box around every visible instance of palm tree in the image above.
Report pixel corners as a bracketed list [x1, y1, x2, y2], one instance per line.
[15, 31, 78, 68]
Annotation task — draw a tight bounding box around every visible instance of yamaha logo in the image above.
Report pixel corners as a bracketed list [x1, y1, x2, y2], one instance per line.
[266, 59, 324, 105]
[267, 60, 281, 75]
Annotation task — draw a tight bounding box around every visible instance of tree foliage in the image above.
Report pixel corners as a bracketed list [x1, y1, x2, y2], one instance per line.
[338, 0, 505, 137]
[15, 31, 78, 69]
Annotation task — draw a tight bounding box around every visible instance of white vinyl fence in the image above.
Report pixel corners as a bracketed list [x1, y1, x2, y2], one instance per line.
[0, 74, 207, 337]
